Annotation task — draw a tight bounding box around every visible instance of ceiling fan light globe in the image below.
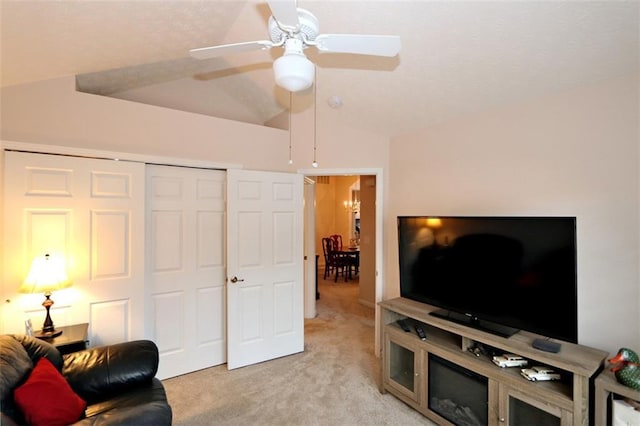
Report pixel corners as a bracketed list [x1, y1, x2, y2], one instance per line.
[273, 53, 315, 92]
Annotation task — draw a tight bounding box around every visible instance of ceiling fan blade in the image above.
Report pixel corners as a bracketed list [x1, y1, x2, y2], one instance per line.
[189, 40, 274, 60]
[267, 0, 300, 29]
[314, 34, 401, 57]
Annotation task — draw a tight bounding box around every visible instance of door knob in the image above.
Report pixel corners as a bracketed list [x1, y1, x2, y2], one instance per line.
[230, 276, 244, 283]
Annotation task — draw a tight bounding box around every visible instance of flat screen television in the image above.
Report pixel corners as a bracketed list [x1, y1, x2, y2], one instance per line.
[397, 216, 577, 343]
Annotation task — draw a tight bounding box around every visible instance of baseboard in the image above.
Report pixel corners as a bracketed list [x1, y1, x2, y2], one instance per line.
[359, 298, 375, 309]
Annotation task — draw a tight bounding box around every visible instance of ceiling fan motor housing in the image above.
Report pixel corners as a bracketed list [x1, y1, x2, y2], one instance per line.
[268, 8, 319, 44]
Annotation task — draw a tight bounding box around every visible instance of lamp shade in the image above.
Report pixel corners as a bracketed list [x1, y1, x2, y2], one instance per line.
[273, 52, 315, 92]
[19, 254, 72, 294]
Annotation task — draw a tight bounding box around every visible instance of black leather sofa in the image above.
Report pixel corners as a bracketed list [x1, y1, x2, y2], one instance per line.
[0, 334, 172, 425]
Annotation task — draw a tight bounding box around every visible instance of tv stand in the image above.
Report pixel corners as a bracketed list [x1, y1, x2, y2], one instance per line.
[379, 297, 608, 426]
[430, 309, 520, 338]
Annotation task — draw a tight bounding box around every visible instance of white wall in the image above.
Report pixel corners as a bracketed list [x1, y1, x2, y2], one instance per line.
[0, 143, 4, 304]
[0, 76, 291, 170]
[387, 74, 640, 355]
[0, 75, 390, 171]
[3, 72, 637, 356]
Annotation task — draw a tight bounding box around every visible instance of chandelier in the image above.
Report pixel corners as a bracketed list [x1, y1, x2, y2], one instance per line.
[343, 199, 361, 212]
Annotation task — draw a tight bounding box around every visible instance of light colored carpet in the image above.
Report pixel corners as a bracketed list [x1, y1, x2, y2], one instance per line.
[163, 275, 435, 425]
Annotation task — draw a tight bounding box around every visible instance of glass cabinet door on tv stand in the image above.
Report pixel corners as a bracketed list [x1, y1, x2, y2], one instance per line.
[499, 384, 572, 426]
[383, 329, 424, 407]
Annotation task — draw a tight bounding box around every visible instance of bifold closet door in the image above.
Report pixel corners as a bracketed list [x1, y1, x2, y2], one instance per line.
[146, 165, 226, 379]
[2, 151, 145, 345]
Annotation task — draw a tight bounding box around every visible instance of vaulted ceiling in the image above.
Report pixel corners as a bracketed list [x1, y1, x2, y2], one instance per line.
[2, 1, 638, 138]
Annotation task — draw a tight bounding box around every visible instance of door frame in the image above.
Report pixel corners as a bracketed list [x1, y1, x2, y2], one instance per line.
[303, 177, 317, 319]
[299, 167, 384, 356]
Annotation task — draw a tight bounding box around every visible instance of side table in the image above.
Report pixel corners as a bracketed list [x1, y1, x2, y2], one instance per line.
[36, 323, 89, 355]
[595, 366, 640, 425]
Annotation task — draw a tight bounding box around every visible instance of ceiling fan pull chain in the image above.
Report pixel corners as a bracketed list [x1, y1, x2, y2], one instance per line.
[288, 91, 293, 165]
[312, 74, 318, 168]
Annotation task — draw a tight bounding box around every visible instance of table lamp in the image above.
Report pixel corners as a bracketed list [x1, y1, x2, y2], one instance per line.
[19, 253, 72, 338]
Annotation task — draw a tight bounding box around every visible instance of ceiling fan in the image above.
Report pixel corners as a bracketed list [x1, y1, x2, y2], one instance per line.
[189, 0, 401, 92]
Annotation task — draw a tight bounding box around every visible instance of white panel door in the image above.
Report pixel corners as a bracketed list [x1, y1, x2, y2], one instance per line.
[226, 169, 304, 369]
[2, 151, 145, 345]
[146, 165, 226, 379]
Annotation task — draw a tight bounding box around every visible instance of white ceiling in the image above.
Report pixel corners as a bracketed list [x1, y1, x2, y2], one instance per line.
[2, 0, 638, 138]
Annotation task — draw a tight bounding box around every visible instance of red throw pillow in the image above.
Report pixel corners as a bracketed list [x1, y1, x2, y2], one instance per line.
[14, 357, 86, 426]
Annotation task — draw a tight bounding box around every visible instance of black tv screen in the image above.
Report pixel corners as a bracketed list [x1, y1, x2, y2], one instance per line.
[398, 216, 578, 343]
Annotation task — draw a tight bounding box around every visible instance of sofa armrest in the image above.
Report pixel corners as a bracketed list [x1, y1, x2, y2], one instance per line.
[62, 340, 159, 404]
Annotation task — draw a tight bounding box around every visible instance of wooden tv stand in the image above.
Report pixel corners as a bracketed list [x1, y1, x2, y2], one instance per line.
[379, 297, 608, 425]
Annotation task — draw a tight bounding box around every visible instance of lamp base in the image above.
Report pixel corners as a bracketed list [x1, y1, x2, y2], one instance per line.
[35, 329, 63, 339]
[37, 292, 62, 339]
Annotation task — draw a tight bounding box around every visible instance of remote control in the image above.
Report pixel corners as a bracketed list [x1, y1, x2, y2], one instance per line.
[415, 326, 427, 340]
[396, 319, 411, 332]
[532, 338, 561, 353]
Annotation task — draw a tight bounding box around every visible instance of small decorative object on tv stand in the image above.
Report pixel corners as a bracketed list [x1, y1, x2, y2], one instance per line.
[608, 348, 640, 391]
[379, 297, 608, 425]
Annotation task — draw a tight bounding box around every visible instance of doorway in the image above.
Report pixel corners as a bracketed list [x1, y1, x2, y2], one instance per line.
[300, 167, 383, 356]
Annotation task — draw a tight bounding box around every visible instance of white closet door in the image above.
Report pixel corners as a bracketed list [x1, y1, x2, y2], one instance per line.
[2, 151, 145, 345]
[146, 165, 226, 379]
[226, 169, 304, 369]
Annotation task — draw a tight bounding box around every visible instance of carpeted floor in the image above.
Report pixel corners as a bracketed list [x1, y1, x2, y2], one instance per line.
[162, 274, 434, 425]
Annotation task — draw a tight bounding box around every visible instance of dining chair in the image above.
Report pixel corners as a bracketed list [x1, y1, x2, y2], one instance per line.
[330, 234, 344, 250]
[331, 233, 358, 279]
[322, 237, 349, 282]
[321, 237, 334, 279]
